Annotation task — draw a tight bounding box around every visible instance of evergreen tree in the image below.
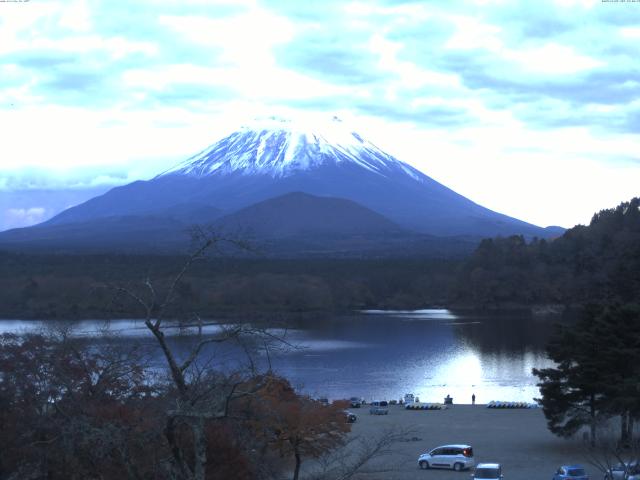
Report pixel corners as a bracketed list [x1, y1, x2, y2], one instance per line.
[534, 303, 640, 445]
[533, 308, 610, 445]
[593, 304, 640, 446]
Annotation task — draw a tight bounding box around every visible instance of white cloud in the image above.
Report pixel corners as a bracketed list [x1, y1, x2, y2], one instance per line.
[506, 43, 604, 75]
[0, 2, 157, 60]
[553, 0, 598, 8]
[0, 0, 638, 229]
[363, 117, 640, 228]
[370, 34, 462, 89]
[58, 0, 92, 33]
[444, 16, 603, 75]
[620, 27, 640, 39]
[158, 8, 294, 72]
[6, 207, 47, 226]
[444, 16, 503, 51]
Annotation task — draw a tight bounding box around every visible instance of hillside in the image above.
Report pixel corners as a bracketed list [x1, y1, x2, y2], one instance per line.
[452, 197, 640, 308]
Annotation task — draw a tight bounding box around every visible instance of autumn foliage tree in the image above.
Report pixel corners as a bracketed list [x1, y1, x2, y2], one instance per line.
[245, 376, 351, 480]
[0, 332, 164, 479]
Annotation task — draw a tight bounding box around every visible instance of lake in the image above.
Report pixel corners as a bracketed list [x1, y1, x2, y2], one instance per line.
[0, 309, 557, 403]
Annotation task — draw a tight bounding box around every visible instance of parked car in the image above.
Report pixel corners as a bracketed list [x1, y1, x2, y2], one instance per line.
[417, 444, 475, 471]
[369, 406, 388, 415]
[344, 411, 357, 423]
[371, 400, 388, 407]
[552, 464, 589, 480]
[349, 397, 362, 408]
[472, 463, 502, 479]
[604, 462, 638, 480]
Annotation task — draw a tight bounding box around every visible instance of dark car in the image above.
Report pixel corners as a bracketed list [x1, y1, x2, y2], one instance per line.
[553, 465, 589, 480]
[345, 411, 357, 423]
[349, 397, 362, 408]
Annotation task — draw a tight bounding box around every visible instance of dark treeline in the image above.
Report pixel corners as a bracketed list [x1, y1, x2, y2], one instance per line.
[3, 197, 638, 319]
[0, 254, 458, 319]
[451, 198, 640, 309]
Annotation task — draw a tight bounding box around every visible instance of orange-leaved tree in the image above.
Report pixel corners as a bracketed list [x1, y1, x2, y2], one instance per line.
[246, 376, 351, 480]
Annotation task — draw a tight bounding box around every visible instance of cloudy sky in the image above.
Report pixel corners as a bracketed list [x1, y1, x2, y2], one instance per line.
[1, 0, 639, 231]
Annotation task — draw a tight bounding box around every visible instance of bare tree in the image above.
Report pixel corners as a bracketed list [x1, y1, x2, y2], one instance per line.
[303, 426, 417, 480]
[112, 230, 285, 480]
[582, 422, 640, 479]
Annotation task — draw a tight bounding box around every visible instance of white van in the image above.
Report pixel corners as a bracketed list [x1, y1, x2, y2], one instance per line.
[417, 444, 475, 471]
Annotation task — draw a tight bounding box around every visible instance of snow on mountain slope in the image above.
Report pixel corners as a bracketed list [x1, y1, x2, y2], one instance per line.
[161, 116, 423, 181]
[15, 114, 560, 242]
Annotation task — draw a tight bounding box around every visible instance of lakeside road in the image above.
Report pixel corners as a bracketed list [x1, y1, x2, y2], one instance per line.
[324, 404, 592, 480]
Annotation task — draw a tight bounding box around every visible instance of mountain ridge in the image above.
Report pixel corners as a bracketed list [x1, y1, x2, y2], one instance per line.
[0, 117, 564, 254]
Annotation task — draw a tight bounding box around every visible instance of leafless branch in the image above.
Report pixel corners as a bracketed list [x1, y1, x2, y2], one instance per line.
[304, 426, 417, 480]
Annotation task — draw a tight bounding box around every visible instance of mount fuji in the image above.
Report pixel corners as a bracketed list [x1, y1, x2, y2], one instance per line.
[0, 117, 562, 254]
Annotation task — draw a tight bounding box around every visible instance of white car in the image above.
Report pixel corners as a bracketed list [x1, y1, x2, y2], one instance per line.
[473, 463, 503, 479]
[605, 462, 639, 480]
[417, 444, 475, 471]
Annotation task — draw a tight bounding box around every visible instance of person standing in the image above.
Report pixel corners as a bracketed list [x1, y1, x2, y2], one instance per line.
[472, 393, 476, 405]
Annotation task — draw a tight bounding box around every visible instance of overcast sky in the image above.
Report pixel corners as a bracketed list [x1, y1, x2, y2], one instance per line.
[1, 0, 639, 231]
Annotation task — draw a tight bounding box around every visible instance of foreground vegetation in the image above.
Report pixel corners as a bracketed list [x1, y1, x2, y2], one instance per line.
[0, 238, 408, 480]
[0, 330, 359, 480]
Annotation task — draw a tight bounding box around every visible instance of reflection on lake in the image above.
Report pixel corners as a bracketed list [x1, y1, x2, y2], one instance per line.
[0, 310, 556, 403]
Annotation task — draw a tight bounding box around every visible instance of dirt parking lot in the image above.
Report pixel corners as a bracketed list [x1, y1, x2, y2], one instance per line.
[325, 404, 594, 480]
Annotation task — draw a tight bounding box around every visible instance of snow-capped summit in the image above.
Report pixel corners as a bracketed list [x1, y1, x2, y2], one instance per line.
[161, 116, 422, 180]
[22, 114, 559, 244]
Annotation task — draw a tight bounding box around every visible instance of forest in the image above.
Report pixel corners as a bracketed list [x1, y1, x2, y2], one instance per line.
[0, 254, 455, 319]
[1, 197, 638, 319]
[451, 197, 640, 309]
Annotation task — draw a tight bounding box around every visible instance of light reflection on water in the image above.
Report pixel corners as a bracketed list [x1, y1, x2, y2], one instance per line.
[265, 310, 555, 403]
[360, 309, 458, 320]
[0, 310, 556, 403]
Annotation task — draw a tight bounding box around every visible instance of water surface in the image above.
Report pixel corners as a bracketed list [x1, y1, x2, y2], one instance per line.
[0, 310, 556, 403]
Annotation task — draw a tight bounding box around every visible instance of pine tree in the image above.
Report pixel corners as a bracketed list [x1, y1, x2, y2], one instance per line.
[534, 304, 640, 445]
[594, 304, 640, 446]
[533, 308, 609, 445]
